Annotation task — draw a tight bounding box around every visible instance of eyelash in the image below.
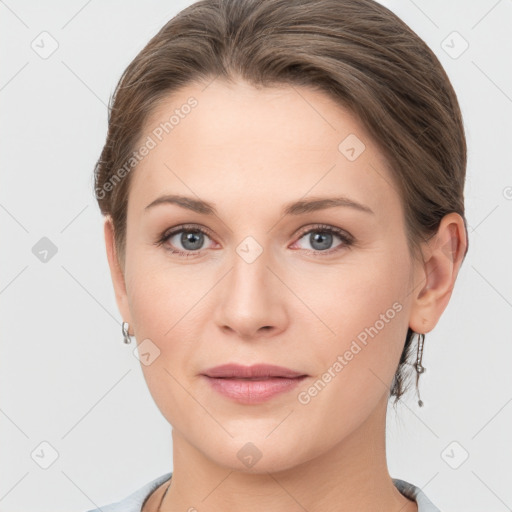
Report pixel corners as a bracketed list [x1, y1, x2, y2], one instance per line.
[154, 223, 354, 258]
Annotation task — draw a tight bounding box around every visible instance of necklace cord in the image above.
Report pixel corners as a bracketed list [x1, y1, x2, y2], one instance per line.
[156, 479, 172, 512]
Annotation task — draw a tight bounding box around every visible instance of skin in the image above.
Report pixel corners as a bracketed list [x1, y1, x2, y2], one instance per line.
[104, 79, 467, 512]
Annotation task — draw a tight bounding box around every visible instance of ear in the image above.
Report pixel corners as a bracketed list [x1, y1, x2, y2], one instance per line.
[409, 212, 468, 334]
[104, 217, 133, 330]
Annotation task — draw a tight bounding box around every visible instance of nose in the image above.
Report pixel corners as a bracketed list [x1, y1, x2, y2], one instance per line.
[213, 246, 289, 340]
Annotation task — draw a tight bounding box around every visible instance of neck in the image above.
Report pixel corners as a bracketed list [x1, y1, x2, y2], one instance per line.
[160, 394, 417, 512]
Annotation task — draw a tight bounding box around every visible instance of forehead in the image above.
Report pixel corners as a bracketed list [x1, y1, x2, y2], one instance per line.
[128, 79, 400, 218]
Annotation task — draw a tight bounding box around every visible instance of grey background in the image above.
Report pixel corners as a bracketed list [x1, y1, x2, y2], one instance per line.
[0, 1, 511, 511]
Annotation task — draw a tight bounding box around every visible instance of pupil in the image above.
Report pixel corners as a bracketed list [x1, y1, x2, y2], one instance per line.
[311, 232, 332, 250]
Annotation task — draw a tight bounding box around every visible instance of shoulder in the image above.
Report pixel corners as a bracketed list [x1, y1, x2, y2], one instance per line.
[83, 472, 173, 512]
[393, 478, 442, 512]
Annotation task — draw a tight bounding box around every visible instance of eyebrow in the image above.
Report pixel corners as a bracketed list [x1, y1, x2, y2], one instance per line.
[144, 194, 374, 216]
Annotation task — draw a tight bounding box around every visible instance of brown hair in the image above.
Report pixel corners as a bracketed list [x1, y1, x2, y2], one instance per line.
[93, 0, 469, 404]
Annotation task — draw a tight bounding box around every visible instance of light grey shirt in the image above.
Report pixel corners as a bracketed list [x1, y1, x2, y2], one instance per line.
[84, 472, 441, 512]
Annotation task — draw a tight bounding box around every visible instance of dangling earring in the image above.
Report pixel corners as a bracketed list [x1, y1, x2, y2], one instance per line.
[415, 333, 426, 407]
[122, 321, 132, 344]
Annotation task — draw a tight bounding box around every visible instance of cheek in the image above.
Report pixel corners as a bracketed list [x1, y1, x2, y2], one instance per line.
[125, 250, 214, 378]
[125, 264, 202, 428]
[330, 264, 407, 346]
[299, 247, 411, 394]
[127, 272, 172, 338]
[296, 247, 409, 341]
[125, 240, 204, 337]
[289, 260, 410, 447]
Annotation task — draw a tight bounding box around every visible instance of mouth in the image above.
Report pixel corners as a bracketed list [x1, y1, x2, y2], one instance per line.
[200, 364, 308, 404]
[201, 363, 307, 379]
[214, 376, 295, 380]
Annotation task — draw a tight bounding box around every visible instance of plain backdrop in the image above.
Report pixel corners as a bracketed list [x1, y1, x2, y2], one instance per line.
[0, 1, 511, 511]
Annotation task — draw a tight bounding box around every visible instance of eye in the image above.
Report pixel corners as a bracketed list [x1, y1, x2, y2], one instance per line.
[155, 223, 354, 258]
[155, 224, 216, 257]
[292, 224, 353, 255]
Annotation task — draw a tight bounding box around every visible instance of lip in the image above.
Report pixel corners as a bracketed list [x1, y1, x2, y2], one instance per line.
[200, 364, 308, 404]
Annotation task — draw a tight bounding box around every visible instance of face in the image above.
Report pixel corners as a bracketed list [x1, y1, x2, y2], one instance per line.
[108, 79, 424, 472]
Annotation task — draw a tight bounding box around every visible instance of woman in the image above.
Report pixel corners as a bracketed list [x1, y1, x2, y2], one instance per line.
[89, 0, 468, 510]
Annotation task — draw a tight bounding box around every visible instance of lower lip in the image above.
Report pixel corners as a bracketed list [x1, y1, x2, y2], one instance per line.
[202, 375, 307, 404]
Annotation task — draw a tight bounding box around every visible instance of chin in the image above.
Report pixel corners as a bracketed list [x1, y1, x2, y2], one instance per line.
[194, 429, 313, 475]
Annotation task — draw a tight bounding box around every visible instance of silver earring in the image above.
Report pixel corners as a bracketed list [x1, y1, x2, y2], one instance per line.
[415, 333, 426, 407]
[122, 321, 132, 344]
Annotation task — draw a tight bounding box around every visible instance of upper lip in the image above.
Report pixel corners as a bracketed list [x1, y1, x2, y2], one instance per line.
[201, 363, 307, 379]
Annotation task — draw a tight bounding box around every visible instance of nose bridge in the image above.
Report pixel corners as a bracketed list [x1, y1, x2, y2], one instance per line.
[213, 233, 287, 337]
[229, 235, 274, 307]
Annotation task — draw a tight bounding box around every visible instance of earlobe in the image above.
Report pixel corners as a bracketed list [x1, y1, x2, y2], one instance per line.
[103, 217, 132, 326]
[408, 212, 467, 334]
